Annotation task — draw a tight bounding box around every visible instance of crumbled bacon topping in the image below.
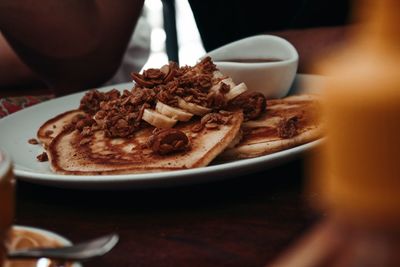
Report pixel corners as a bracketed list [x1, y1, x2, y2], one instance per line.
[79, 89, 121, 115]
[228, 91, 266, 121]
[88, 88, 157, 138]
[75, 114, 95, 131]
[28, 138, 39, 145]
[157, 86, 179, 107]
[76, 56, 266, 142]
[37, 152, 48, 162]
[278, 116, 299, 138]
[207, 92, 226, 109]
[146, 128, 190, 155]
[104, 115, 138, 138]
[144, 68, 165, 80]
[197, 74, 213, 90]
[197, 56, 217, 73]
[219, 83, 230, 94]
[191, 111, 233, 132]
[131, 62, 178, 88]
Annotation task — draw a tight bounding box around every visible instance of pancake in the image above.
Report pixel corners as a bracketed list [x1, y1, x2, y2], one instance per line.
[219, 94, 322, 160]
[48, 111, 243, 175]
[37, 109, 85, 148]
[35, 58, 322, 175]
[35, 57, 257, 175]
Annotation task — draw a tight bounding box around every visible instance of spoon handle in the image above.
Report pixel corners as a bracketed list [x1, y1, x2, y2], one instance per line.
[7, 233, 119, 261]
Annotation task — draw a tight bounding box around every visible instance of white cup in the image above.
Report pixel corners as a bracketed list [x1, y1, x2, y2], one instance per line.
[0, 150, 14, 266]
[205, 35, 298, 98]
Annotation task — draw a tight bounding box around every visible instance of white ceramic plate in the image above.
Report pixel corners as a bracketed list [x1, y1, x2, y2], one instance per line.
[0, 75, 323, 189]
[9, 225, 81, 267]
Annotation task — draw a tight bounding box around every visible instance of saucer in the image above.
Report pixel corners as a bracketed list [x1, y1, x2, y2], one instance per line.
[5, 225, 81, 267]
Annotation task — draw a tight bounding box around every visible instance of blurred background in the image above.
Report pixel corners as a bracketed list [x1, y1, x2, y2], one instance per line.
[108, 0, 205, 84]
[143, 0, 205, 68]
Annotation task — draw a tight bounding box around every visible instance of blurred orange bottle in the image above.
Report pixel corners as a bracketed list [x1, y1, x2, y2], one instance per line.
[312, 0, 400, 265]
[316, 0, 400, 229]
[267, 1, 400, 266]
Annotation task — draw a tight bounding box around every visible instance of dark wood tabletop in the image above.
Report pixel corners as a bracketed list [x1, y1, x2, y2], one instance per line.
[15, 156, 320, 267]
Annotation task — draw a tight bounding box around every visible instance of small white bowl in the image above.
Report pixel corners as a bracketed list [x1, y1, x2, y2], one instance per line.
[205, 35, 298, 98]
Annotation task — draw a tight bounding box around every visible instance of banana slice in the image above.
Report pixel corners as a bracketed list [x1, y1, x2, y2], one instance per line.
[242, 116, 281, 128]
[155, 101, 193, 121]
[212, 70, 226, 79]
[225, 82, 248, 100]
[177, 97, 211, 116]
[210, 77, 236, 92]
[142, 109, 177, 128]
[221, 77, 236, 88]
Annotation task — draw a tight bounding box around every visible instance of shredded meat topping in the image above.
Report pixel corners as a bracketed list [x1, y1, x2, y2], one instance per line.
[147, 129, 190, 155]
[207, 92, 226, 109]
[278, 116, 299, 138]
[79, 89, 120, 114]
[161, 63, 178, 83]
[77, 56, 267, 141]
[197, 56, 217, 73]
[104, 115, 136, 138]
[219, 82, 230, 94]
[88, 89, 156, 138]
[75, 114, 95, 131]
[191, 111, 233, 132]
[157, 87, 179, 107]
[228, 91, 266, 121]
[197, 74, 213, 90]
[131, 62, 178, 87]
[144, 68, 165, 80]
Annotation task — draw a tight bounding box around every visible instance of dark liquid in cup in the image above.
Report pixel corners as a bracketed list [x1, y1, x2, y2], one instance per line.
[216, 58, 282, 63]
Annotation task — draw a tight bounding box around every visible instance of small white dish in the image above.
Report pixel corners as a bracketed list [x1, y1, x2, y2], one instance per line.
[205, 35, 299, 98]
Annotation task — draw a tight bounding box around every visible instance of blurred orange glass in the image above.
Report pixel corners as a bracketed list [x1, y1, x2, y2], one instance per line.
[267, 1, 400, 266]
[312, 0, 400, 229]
[307, 0, 400, 265]
[0, 150, 14, 266]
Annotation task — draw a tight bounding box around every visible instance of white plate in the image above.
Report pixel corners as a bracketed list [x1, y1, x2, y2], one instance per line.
[0, 75, 323, 189]
[9, 225, 81, 267]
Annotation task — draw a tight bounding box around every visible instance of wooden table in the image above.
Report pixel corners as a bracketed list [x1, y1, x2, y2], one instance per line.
[15, 157, 319, 267]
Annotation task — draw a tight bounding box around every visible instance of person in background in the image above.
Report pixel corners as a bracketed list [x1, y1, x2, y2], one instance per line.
[105, 11, 151, 85]
[0, 33, 42, 89]
[0, 0, 350, 95]
[0, 1, 146, 96]
[0, 1, 150, 94]
[188, 0, 351, 73]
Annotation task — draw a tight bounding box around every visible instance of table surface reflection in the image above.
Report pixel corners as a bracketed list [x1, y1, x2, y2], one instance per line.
[15, 157, 319, 267]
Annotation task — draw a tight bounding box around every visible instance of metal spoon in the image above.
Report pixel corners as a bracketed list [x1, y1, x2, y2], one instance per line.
[7, 233, 119, 261]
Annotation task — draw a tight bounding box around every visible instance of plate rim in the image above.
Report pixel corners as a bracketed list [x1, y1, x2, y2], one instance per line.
[14, 140, 321, 181]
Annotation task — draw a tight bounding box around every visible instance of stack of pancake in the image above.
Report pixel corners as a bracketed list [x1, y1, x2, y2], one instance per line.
[37, 58, 322, 175]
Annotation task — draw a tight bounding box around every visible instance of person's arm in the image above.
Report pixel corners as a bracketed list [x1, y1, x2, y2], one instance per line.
[0, 0, 144, 95]
[0, 32, 40, 88]
[268, 26, 353, 73]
